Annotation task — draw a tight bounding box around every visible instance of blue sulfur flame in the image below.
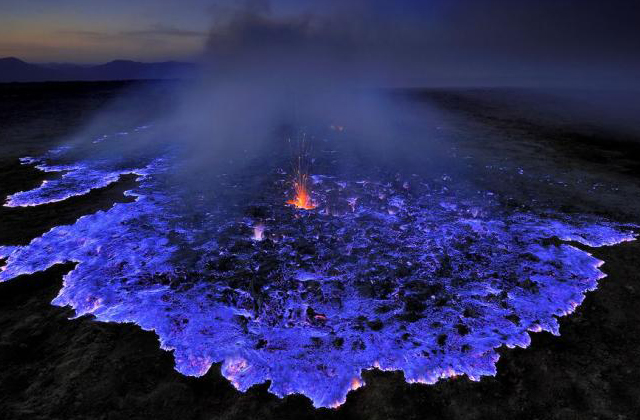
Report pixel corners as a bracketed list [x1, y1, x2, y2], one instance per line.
[0, 138, 636, 408]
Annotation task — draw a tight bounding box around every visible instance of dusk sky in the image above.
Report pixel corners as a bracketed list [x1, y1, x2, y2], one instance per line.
[1, 0, 639, 87]
[0, 0, 330, 63]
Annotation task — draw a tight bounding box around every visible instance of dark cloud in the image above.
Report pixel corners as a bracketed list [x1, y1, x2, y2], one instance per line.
[201, 0, 640, 88]
[432, 0, 640, 59]
[121, 24, 207, 39]
[56, 25, 207, 45]
[56, 30, 111, 40]
[202, 3, 422, 89]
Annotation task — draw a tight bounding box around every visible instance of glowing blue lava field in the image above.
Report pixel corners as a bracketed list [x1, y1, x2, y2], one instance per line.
[0, 127, 636, 408]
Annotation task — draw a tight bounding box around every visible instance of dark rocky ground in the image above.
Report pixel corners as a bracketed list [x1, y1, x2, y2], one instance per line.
[1, 82, 640, 420]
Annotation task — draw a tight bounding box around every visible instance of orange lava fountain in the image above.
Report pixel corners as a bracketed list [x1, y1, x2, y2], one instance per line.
[286, 132, 316, 210]
[287, 170, 316, 210]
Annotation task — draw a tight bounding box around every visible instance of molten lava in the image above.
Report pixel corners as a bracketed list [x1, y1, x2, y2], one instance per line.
[286, 133, 316, 210]
[287, 175, 316, 210]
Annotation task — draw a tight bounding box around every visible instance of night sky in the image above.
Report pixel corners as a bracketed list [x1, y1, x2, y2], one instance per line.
[1, 0, 639, 87]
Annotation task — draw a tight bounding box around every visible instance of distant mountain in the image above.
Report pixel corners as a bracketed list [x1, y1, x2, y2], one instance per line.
[0, 57, 195, 83]
[80, 60, 193, 81]
[41, 62, 93, 72]
[0, 57, 65, 82]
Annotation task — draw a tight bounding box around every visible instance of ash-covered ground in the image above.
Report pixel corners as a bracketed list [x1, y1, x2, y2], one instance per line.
[1, 82, 640, 420]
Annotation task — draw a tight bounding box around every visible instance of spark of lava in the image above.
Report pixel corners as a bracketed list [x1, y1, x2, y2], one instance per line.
[286, 132, 316, 210]
[286, 171, 316, 210]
